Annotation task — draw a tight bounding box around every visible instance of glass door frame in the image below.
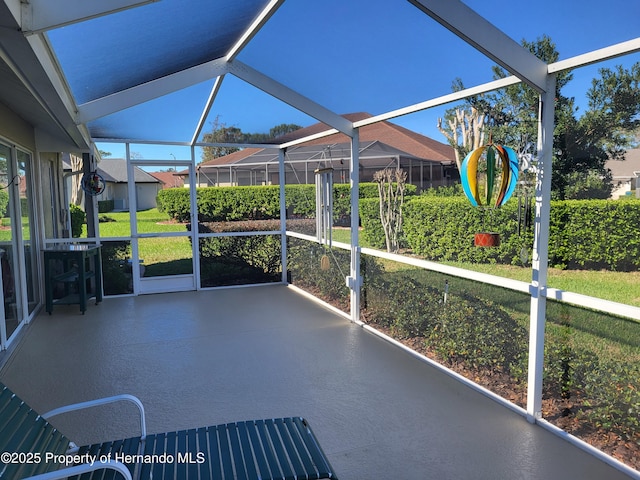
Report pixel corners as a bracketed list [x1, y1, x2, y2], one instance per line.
[127, 158, 197, 295]
[0, 140, 39, 350]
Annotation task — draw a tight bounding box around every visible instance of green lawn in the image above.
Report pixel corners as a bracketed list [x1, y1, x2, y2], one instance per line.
[95, 209, 192, 276]
[95, 209, 188, 236]
[335, 226, 640, 306]
[2, 209, 636, 306]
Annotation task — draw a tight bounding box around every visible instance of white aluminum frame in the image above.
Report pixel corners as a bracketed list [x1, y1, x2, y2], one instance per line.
[127, 155, 197, 295]
[3, 0, 640, 475]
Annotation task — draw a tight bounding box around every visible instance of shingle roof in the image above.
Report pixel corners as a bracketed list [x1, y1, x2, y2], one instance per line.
[274, 113, 455, 162]
[97, 159, 160, 183]
[148, 171, 183, 188]
[198, 148, 266, 167]
[606, 148, 640, 178]
[194, 113, 455, 170]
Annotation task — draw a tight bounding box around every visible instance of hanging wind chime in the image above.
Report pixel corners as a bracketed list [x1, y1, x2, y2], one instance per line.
[459, 138, 519, 247]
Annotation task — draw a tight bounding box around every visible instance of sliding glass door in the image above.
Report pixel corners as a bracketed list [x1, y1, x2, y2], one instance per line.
[0, 142, 38, 347]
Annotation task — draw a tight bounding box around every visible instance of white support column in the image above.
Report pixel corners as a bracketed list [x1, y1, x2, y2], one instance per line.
[190, 146, 201, 290]
[527, 74, 557, 422]
[349, 130, 362, 324]
[126, 144, 140, 295]
[279, 149, 287, 283]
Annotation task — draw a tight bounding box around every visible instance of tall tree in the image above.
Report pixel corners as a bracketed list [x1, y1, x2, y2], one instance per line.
[69, 153, 84, 206]
[374, 168, 407, 253]
[200, 117, 301, 164]
[201, 116, 243, 163]
[269, 123, 301, 139]
[437, 78, 489, 171]
[439, 35, 640, 199]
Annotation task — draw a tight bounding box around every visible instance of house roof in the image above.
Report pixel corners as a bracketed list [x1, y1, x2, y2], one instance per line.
[191, 113, 455, 173]
[606, 148, 640, 178]
[148, 171, 183, 187]
[274, 113, 455, 162]
[195, 140, 432, 174]
[96, 159, 160, 184]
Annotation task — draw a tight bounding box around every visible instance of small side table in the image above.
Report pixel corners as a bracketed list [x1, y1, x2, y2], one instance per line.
[44, 244, 103, 314]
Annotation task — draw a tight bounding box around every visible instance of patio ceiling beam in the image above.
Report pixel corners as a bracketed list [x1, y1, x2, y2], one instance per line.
[355, 75, 522, 128]
[408, 0, 548, 93]
[191, 75, 225, 146]
[279, 75, 523, 148]
[20, 0, 159, 35]
[0, 15, 90, 148]
[548, 38, 640, 73]
[280, 128, 341, 149]
[225, 0, 286, 62]
[0, 39, 87, 149]
[229, 60, 354, 137]
[76, 58, 231, 124]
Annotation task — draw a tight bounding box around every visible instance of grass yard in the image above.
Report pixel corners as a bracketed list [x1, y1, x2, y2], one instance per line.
[95, 209, 193, 277]
[7, 210, 634, 306]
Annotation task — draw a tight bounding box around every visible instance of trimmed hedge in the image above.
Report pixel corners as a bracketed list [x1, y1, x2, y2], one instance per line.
[360, 263, 640, 440]
[548, 200, 640, 270]
[402, 197, 532, 265]
[360, 197, 640, 271]
[69, 204, 85, 238]
[160, 184, 640, 271]
[157, 183, 416, 224]
[98, 199, 115, 213]
[0, 190, 8, 218]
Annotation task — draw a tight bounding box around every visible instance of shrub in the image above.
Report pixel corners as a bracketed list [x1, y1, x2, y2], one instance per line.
[362, 267, 527, 374]
[69, 204, 85, 238]
[548, 200, 640, 270]
[400, 197, 533, 265]
[359, 198, 386, 249]
[194, 220, 282, 286]
[286, 238, 350, 304]
[361, 196, 640, 271]
[157, 183, 416, 225]
[97, 199, 114, 213]
[580, 360, 640, 439]
[100, 241, 132, 295]
[429, 293, 527, 371]
[0, 190, 8, 218]
[360, 260, 639, 442]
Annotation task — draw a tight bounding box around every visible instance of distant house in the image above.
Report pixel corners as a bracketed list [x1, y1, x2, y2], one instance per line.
[148, 171, 184, 189]
[606, 148, 640, 199]
[182, 113, 457, 192]
[98, 159, 162, 210]
[63, 158, 162, 211]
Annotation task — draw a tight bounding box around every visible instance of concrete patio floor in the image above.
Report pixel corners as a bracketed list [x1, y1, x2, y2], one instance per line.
[0, 284, 634, 479]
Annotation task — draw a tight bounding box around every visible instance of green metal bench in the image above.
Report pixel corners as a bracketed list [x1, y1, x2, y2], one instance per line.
[0, 383, 338, 480]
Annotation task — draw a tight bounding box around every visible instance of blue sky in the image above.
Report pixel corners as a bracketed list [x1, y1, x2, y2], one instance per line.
[91, 0, 640, 161]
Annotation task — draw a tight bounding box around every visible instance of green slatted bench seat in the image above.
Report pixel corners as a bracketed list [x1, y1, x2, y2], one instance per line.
[0, 383, 338, 480]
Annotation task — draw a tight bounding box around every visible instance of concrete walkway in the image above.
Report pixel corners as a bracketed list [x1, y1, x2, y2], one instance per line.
[0, 285, 634, 479]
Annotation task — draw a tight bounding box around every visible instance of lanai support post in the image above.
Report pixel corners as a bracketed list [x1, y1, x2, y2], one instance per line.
[527, 74, 556, 422]
[349, 130, 362, 324]
[279, 148, 287, 284]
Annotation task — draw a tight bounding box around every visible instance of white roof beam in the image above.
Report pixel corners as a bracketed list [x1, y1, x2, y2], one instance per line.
[280, 129, 341, 149]
[25, 34, 79, 124]
[355, 75, 523, 128]
[548, 38, 640, 74]
[408, 0, 548, 93]
[279, 75, 524, 148]
[226, 0, 285, 62]
[77, 58, 231, 123]
[229, 60, 354, 137]
[191, 75, 225, 145]
[20, 0, 159, 35]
